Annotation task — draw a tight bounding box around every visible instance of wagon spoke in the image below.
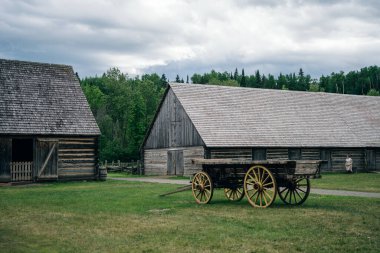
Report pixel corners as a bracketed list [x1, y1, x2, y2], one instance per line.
[262, 173, 270, 185]
[296, 187, 307, 193]
[292, 190, 297, 203]
[295, 189, 303, 201]
[262, 182, 274, 187]
[263, 189, 273, 202]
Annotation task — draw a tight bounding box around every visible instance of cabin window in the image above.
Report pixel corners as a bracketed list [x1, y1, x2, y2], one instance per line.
[12, 139, 33, 162]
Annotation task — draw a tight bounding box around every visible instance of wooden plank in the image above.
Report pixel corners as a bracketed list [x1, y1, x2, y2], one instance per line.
[267, 149, 288, 160]
[38, 143, 57, 177]
[59, 149, 95, 152]
[191, 158, 291, 165]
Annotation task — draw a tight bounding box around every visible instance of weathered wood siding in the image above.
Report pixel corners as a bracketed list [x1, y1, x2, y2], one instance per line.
[267, 148, 289, 160]
[58, 137, 98, 180]
[331, 149, 365, 171]
[0, 138, 12, 182]
[209, 148, 252, 159]
[144, 89, 204, 149]
[301, 149, 320, 160]
[144, 146, 204, 176]
[183, 147, 204, 176]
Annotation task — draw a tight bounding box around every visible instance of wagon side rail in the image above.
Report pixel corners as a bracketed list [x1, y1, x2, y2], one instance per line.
[294, 160, 323, 178]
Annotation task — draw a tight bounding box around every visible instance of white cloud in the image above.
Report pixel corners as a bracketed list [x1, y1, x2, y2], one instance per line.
[0, 0, 379, 79]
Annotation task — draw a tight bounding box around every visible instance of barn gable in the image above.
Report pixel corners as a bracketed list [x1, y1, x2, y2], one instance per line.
[144, 88, 204, 149]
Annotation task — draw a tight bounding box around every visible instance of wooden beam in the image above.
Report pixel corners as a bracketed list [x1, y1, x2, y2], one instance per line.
[38, 143, 56, 178]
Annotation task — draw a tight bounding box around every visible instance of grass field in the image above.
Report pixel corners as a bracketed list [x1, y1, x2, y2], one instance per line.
[0, 179, 379, 253]
[108, 171, 380, 193]
[312, 172, 380, 193]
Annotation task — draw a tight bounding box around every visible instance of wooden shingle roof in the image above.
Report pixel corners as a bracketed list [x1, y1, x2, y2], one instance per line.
[0, 59, 100, 136]
[170, 83, 380, 148]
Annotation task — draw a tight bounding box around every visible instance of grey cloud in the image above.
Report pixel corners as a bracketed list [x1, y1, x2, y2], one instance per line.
[0, 0, 379, 79]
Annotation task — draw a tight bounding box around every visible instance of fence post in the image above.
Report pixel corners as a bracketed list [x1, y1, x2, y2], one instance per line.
[105, 160, 108, 170]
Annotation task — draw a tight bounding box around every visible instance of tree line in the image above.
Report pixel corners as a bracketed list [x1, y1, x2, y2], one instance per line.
[189, 66, 380, 95]
[81, 65, 380, 161]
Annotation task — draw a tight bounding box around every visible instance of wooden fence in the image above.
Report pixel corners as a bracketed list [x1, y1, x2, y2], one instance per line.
[11, 161, 33, 181]
[100, 160, 143, 175]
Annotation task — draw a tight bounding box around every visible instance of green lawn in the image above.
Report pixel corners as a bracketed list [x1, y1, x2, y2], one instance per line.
[0, 180, 379, 253]
[109, 171, 380, 193]
[312, 172, 380, 193]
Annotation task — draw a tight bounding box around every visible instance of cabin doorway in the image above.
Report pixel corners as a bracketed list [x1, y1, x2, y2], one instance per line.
[11, 138, 33, 181]
[167, 149, 184, 175]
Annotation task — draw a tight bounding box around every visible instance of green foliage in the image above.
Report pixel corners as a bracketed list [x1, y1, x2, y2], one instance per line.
[81, 69, 165, 161]
[367, 89, 380, 96]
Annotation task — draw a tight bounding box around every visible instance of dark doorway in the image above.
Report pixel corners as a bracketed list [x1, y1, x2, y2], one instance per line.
[12, 139, 33, 162]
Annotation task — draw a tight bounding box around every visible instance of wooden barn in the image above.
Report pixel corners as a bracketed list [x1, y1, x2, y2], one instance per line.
[142, 83, 380, 176]
[0, 59, 100, 182]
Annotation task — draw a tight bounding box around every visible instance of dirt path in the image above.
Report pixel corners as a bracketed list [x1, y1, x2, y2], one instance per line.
[109, 177, 380, 198]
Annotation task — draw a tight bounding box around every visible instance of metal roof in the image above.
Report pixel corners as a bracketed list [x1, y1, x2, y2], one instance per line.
[170, 83, 380, 147]
[0, 59, 100, 136]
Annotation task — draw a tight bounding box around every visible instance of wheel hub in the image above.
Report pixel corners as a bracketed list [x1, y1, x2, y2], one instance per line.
[254, 182, 263, 192]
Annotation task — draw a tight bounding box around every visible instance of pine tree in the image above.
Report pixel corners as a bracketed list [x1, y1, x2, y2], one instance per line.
[255, 70, 261, 88]
[234, 68, 238, 80]
[175, 74, 181, 83]
[186, 75, 189, 84]
[241, 68, 246, 87]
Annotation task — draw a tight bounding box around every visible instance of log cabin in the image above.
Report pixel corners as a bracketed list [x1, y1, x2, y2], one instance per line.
[142, 83, 380, 176]
[0, 59, 100, 182]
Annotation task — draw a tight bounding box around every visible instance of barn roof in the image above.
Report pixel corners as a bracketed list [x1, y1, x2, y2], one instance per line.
[0, 59, 100, 136]
[169, 83, 380, 148]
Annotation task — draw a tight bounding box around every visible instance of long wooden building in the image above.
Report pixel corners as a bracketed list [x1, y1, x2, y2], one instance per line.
[142, 83, 380, 176]
[0, 59, 100, 182]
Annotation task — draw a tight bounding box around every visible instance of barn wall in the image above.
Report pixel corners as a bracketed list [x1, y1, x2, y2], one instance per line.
[58, 137, 98, 180]
[144, 89, 204, 149]
[0, 138, 12, 182]
[208, 148, 252, 159]
[144, 146, 204, 176]
[376, 149, 380, 170]
[206, 147, 379, 172]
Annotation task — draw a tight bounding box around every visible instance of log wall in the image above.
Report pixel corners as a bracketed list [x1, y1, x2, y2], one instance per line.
[58, 137, 98, 180]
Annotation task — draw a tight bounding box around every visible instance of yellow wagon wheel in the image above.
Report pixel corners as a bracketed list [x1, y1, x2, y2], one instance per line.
[244, 165, 277, 208]
[192, 171, 214, 204]
[224, 187, 245, 201]
[278, 178, 310, 205]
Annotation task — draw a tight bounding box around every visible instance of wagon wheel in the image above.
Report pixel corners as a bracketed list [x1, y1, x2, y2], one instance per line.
[244, 165, 277, 208]
[278, 178, 310, 205]
[192, 171, 214, 204]
[224, 187, 245, 201]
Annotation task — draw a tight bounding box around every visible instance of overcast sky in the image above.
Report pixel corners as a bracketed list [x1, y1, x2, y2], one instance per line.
[1, 0, 379, 80]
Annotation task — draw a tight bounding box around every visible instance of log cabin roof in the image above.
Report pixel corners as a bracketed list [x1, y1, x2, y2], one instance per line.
[0, 59, 100, 136]
[169, 83, 380, 148]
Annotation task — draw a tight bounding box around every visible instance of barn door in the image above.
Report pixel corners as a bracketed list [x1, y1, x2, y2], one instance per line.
[0, 138, 12, 182]
[35, 139, 58, 180]
[167, 150, 184, 176]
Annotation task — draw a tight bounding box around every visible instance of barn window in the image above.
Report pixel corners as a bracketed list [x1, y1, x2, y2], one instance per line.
[12, 139, 33, 162]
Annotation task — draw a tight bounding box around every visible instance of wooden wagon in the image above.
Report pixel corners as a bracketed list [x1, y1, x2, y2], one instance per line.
[191, 159, 322, 208]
